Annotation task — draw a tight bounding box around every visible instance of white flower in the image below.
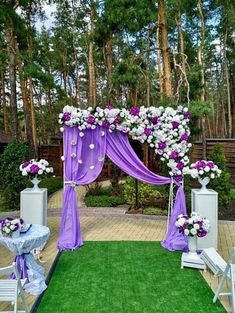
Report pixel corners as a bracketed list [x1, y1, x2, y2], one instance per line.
[211, 173, 215, 179]
[79, 132, 84, 137]
[193, 224, 200, 230]
[190, 228, 197, 235]
[38, 169, 43, 175]
[60, 127, 64, 132]
[22, 170, 28, 176]
[184, 229, 189, 236]
[89, 144, 95, 149]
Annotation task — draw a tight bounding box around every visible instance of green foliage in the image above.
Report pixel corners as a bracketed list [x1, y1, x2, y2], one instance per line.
[84, 195, 125, 207]
[209, 144, 231, 207]
[0, 142, 32, 211]
[39, 177, 63, 196]
[143, 207, 168, 216]
[123, 177, 165, 209]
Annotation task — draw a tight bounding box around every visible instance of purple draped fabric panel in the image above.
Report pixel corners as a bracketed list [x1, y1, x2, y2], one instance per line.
[58, 126, 106, 250]
[11, 254, 29, 280]
[106, 131, 171, 185]
[161, 185, 188, 251]
[58, 126, 188, 251]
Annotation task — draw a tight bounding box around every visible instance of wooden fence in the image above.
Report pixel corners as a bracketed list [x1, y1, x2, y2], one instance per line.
[38, 138, 235, 183]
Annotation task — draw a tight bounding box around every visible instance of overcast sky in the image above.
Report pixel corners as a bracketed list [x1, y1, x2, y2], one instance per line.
[35, 4, 56, 31]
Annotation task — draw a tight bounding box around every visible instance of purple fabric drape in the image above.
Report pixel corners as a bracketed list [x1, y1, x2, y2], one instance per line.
[11, 254, 29, 280]
[58, 126, 188, 252]
[58, 126, 106, 250]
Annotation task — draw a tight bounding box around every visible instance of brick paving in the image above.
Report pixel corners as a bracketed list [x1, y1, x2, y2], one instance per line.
[0, 182, 234, 312]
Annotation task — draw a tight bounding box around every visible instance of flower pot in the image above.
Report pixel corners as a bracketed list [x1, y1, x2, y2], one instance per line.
[188, 235, 197, 255]
[198, 177, 210, 192]
[11, 229, 20, 239]
[31, 176, 41, 191]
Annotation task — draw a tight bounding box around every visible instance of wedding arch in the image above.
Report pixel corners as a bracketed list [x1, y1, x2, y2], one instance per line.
[57, 105, 192, 252]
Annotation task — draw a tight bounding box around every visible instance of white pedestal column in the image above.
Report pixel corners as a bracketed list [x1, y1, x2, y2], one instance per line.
[191, 189, 218, 250]
[20, 188, 47, 226]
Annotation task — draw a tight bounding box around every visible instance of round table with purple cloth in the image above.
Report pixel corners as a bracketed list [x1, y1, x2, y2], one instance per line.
[0, 224, 50, 295]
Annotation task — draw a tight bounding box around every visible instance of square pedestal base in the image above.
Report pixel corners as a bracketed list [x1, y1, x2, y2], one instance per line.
[181, 252, 206, 271]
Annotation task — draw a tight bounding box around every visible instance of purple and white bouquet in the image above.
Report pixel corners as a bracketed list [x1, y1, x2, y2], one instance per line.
[183, 160, 221, 179]
[20, 159, 54, 179]
[175, 212, 210, 237]
[59, 105, 192, 180]
[0, 217, 25, 237]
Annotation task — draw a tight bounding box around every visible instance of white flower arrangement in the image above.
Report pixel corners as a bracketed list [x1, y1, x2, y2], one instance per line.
[0, 217, 25, 237]
[183, 160, 222, 179]
[59, 105, 191, 180]
[19, 159, 54, 179]
[175, 212, 210, 237]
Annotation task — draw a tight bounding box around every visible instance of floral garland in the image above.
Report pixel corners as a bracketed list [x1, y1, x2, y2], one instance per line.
[59, 105, 192, 180]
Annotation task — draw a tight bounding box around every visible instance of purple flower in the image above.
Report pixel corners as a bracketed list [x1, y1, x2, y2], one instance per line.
[62, 112, 71, 121]
[170, 151, 179, 159]
[158, 141, 167, 150]
[87, 115, 95, 124]
[151, 116, 159, 124]
[207, 161, 214, 169]
[196, 160, 206, 170]
[30, 164, 40, 174]
[130, 106, 140, 116]
[197, 230, 207, 238]
[22, 161, 30, 169]
[144, 128, 152, 136]
[172, 121, 180, 129]
[105, 105, 113, 110]
[184, 112, 191, 120]
[180, 134, 189, 142]
[114, 116, 121, 124]
[176, 161, 184, 170]
[102, 120, 110, 128]
[175, 175, 183, 183]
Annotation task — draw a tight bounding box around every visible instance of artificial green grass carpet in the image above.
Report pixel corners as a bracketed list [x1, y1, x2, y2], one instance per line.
[37, 241, 226, 313]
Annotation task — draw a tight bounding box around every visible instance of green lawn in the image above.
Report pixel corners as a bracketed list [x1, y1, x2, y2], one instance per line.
[37, 241, 226, 313]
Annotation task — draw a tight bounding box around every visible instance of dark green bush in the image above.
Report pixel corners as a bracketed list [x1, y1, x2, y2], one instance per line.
[209, 144, 231, 207]
[144, 207, 168, 216]
[0, 142, 32, 211]
[84, 195, 126, 207]
[39, 177, 63, 196]
[123, 177, 166, 209]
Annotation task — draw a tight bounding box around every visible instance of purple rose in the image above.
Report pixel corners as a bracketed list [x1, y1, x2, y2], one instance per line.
[197, 230, 207, 238]
[174, 175, 183, 183]
[184, 112, 191, 120]
[130, 106, 140, 116]
[180, 134, 189, 142]
[151, 116, 159, 124]
[172, 121, 180, 129]
[102, 120, 110, 128]
[87, 115, 95, 124]
[114, 116, 121, 124]
[196, 160, 206, 170]
[30, 164, 40, 174]
[144, 128, 152, 136]
[170, 151, 179, 159]
[158, 141, 167, 150]
[176, 161, 184, 170]
[22, 161, 30, 169]
[207, 161, 214, 169]
[106, 105, 113, 110]
[62, 112, 71, 121]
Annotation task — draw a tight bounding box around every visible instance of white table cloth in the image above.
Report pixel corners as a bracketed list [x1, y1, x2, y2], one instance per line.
[0, 224, 50, 295]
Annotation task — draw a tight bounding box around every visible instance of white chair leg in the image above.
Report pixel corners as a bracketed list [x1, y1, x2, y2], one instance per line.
[213, 273, 227, 303]
[20, 291, 30, 313]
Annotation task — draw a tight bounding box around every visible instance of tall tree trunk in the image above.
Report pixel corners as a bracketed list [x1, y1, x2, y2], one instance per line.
[224, 30, 232, 138]
[5, 26, 18, 140]
[197, 0, 206, 159]
[88, 2, 96, 108]
[0, 70, 9, 133]
[105, 33, 113, 101]
[158, 0, 172, 96]
[146, 29, 150, 107]
[156, 17, 163, 97]
[15, 42, 33, 144]
[27, 6, 37, 157]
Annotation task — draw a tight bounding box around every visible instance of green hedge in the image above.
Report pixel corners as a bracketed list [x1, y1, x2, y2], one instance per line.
[84, 195, 126, 207]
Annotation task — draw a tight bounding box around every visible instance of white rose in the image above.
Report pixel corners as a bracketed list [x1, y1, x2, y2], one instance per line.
[46, 168, 51, 173]
[10, 225, 15, 230]
[190, 228, 197, 235]
[38, 169, 43, 175]
[184, 229, 189, 236]
[193, 224, 200, 230]
[22, 170, 28, 176]
[211, 173, 215, 179]
[5, 228, 10, 234]
[204, 166, 210, 172]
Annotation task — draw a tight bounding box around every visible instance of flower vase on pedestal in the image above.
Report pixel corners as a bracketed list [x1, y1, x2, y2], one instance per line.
[188, 236, 198, 256]
[198, 177, 210, 193]
[31, 176, 41, 191]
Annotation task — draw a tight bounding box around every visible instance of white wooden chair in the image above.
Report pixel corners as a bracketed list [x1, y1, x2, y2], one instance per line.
[0, 263, 29, 313]
[201, 247, 235, 313]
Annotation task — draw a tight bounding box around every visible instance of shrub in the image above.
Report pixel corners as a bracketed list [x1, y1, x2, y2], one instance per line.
[0, 142, 32, 211]
[144, 207, 168, 216]
[209, 144, 231, 207]
[84, 195, 126, 207]
[85, 182, 103, 196]
[39, 177, 63, 196]
[123, 177, 165, 209]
